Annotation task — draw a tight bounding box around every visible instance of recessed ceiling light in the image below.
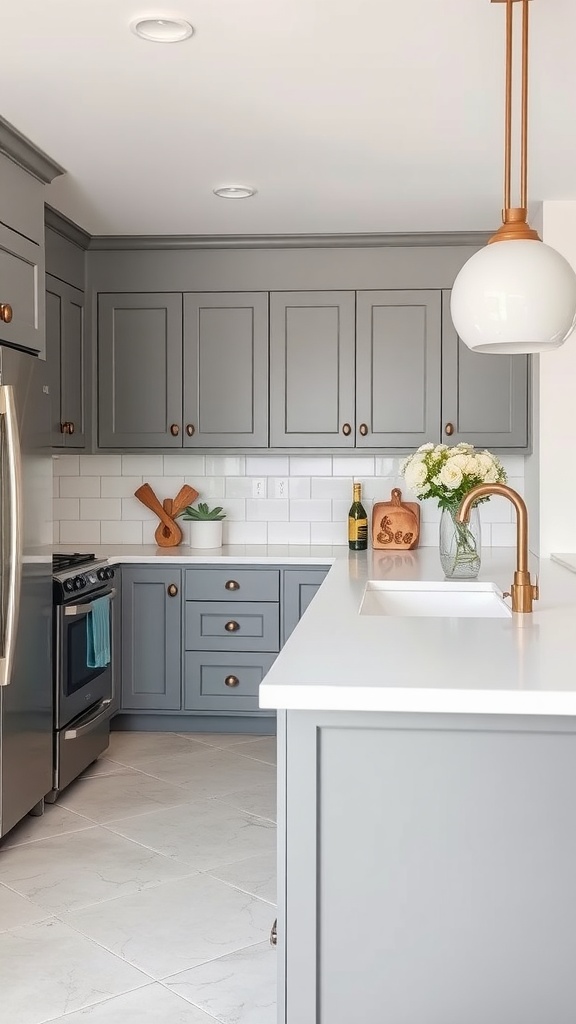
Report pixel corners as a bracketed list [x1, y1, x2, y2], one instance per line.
[213, 186, 257, 200]
[130, 17, 194, 43]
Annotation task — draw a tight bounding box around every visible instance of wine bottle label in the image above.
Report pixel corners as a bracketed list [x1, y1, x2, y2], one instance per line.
[348, 518, 368, 542]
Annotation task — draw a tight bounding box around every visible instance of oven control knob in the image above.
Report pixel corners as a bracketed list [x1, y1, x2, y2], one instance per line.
[64, 579, 75, 592]
[106, 567, 115, 580]
[97, 568, 107, 581]
[73, 575, 86, 590]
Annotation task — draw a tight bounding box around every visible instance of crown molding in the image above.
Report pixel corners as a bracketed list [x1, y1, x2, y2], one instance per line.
[45, 205, 91, 250]
[0, 116, 65, 184]
[87, 230, 491, 252]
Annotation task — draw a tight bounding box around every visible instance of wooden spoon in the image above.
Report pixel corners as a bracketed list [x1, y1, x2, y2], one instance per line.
[134, 483, 183, 547]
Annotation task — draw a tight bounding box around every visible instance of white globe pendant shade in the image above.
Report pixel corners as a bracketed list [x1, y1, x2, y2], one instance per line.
[450, 239, 576, 354]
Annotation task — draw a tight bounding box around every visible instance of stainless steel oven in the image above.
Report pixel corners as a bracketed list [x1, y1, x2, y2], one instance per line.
[49, 554, 116, 799]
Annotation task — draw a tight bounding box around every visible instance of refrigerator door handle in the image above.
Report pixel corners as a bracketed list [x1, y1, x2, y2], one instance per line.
[0, 386, 23, 688]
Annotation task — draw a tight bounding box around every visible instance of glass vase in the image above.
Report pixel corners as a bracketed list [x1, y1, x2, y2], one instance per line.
[439, 504, 481, 579]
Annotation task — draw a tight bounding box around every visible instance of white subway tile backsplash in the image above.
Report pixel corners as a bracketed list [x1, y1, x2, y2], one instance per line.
[53, 455, 79, 476]
[311, 478, 352, 499]
[205, 456, 246, 476]
[122, 455, 164, 476]
[121, 497, 156, 521]
[219, 498, 246, 521]
[267, 521, 311, 544]
[225, 477, 256, 499]
[141, 520, 160, 545]
[59, 476, 100, 498]
[246, 456, 290, 476]
[479, 495, 513, 524]
[288, 477, 311, 499]
[147, 476, 185, 498]
[193, 477, 226, 499]
[224, 521, 268, 544]
[290, 456, 332, 476]
[332, 499, 350, 522]
[418, 521, 440, 547]
[246, 499, 289, 522]
[53, 521, 60, 544]
[163, 454, 206, 476]
[80, 455, 121, 476]
[59, 521, 101, 544]
[332, 457, 375, 477]
[53, 477, 60, 498]
[80, 498, 122, 521]
[490, 523, 517, 547]
[101, 476, 143, 498]
[311, 522, 347, 545]
[101, 521, 144, 545]
[290, 499, 332, 522]
[375, 458, 398, 476]
[54, 498, 79, 521]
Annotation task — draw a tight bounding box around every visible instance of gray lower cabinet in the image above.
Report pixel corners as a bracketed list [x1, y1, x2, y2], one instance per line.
[98, 292, 184, 448]
[183, 292, 269, 447]
[121, 566, 182, 710]
[441, 290, 530, 449]
[280, 709, 576, 1023]
[184, 652, 277, 712]
[283, 568, 329, 644]
[109, 566, 122, 716]
[46, 274, 86, 447]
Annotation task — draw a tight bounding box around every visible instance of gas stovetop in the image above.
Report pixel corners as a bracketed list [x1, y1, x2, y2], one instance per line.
[53, 553, 115, 603]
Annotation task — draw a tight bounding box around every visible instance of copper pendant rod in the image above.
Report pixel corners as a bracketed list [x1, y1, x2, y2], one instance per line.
[503, 0, 513, 214]
[520, 0, 529, 211]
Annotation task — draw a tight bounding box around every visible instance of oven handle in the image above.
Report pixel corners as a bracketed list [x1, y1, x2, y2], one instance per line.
[64, 588, 117, 617]
[64, 698, 112, 740]
[0, 386, 23, 688]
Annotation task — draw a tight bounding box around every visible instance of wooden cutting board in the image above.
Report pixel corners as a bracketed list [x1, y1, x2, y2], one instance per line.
[372, 488, 420, 550]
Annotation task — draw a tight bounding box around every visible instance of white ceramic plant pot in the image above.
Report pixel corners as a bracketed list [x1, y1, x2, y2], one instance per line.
[188, 520, 223, 549]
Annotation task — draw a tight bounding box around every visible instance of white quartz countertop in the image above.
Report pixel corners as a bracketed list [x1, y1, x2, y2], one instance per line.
[53, 543, 340, 565]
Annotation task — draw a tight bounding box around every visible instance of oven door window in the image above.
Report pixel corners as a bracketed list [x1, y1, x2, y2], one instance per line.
[65, 611, 109, 696]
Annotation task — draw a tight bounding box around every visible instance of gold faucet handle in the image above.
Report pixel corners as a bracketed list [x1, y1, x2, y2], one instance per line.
[532, 575, 540, 602]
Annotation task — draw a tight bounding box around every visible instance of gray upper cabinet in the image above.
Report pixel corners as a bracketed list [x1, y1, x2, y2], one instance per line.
[0, 221, 45, 356]
[441, 291, 530, 450]
[46, 275, 86, 447]
[356, 290, 442, 449]
[183, 292, 268, 447]
[121, 566, 182, 711]
[270, 291, 356, 447]
[98, 293, 183, 448]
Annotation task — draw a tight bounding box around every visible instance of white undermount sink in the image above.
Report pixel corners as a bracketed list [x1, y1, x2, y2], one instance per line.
[359, 580, 512, 618]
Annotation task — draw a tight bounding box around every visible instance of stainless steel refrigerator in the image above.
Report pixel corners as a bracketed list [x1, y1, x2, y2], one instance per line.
[0, 344, 52, 838]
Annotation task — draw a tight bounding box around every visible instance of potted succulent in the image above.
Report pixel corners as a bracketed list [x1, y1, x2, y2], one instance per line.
[179, 501, 227, 549]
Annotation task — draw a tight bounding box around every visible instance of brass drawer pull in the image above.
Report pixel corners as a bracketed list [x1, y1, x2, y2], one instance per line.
[0, 303, 13, 324]
[225, 620, 240, 632]
[445, 422, 454, 436]
[170, 423, 180, 436]
[186, 424, 195, 436]
[60, 421, 70, 435]
[270, 919, 278, 946]
[225, 675, 240, 688]
[68, 421, 75, 435]
[225, 580, 240, 591]
[342, 423, 352, 436]
[359, 423, 368, 436]
[167, 583, 178, 597]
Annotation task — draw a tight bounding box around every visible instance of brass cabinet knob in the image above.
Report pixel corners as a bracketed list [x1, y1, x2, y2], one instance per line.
[270, 919, 278, 947]
[0, 303, 13, 324]
[225, 620, 240, 632]
[167, 583, 178, 597]
[225, 675, 240, 688]
[170, 424, 180, 436]
[225, 580, 240, 591]
[60, 422, 70, 435]
[445, 422, 455, 436]
[342, 423, 352, 436]
[68, 421, 75, 435]
[359, 423, 368, 436]
[186, 424, 195, 437]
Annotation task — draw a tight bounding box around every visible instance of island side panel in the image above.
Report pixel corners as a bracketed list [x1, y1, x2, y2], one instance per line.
[283, 710, 576, 1024]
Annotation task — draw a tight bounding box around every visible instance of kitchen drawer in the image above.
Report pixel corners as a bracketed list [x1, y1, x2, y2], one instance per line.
[185, 600, 280, 652]
[0, 222, 44, 354]
[184, 651, 277, 712]
[185, 567, 279, 603]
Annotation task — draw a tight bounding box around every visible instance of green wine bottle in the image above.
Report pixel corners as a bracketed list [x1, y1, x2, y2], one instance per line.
[348, 482, 368, 551]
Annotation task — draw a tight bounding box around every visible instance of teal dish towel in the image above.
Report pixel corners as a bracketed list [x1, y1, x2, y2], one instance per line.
[86, 595, 111, 669]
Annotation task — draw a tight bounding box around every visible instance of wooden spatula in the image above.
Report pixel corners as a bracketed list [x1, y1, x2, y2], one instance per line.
[159, 485, 199, 543]
[134, 482, 183, 547]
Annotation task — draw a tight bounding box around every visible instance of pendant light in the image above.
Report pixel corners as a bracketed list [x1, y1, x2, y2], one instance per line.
[450, 0, 576, 355]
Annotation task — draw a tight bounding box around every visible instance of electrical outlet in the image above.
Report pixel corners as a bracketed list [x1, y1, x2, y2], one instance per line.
[272, 478, 289, 499]
[252, 478, 266, 498]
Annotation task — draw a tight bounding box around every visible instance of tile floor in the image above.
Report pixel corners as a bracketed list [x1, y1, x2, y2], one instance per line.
[0, 732, 278, 1024]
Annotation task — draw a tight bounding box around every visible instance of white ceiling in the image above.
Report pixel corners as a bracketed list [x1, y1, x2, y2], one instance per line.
[3, 0, 575, 236]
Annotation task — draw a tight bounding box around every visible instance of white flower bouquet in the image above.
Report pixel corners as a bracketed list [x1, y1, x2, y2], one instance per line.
[401, 442, 506, 511]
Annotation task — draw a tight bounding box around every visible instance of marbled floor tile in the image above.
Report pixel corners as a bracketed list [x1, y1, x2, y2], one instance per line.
[233, 738, 277, 766]
[0, 883, 51, 932]
[0, 827, 197, 914]
[0, 918, 148, 1024]
[0, 803, 94, 850]
[206, 851, 277, 905]
[135, 746, 275, 798]
[105, 797, 276, 872]
[44, 983, 218, 1023]
[107, 731, 209, 768]
[80, 757, 136, 779]
[179, 733, 267, 750]
[58, 770, 193, 824]
[212, 781, 277, 823]
[166, 941, 276, 1024]
[62, 873, 274, 981]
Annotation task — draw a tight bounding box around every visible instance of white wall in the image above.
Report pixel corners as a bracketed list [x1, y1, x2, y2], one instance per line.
[537, 201, 576, 556]
[53, 453, 524, 548]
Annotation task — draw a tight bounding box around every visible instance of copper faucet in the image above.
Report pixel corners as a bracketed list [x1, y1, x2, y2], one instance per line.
[456, 484, 539, 613]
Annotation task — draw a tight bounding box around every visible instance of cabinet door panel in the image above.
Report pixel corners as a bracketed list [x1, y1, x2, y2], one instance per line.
[46, 276, 86, 448]
[0, 223, 44, 356]
[283, 569, 329, 644]
[442, 292, 530, 450]
[356, 290, 441, 448]
[121, 567, 182, 710]
[184, 292, 268, 447]
[98, 293, 183, 448]
[185, 601, 280, 653]
[270, 292, 355, 447]
[184, 651, 276, 712]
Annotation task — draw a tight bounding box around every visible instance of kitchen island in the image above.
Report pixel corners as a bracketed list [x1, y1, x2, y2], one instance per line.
[258, 547, 576, 1024]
